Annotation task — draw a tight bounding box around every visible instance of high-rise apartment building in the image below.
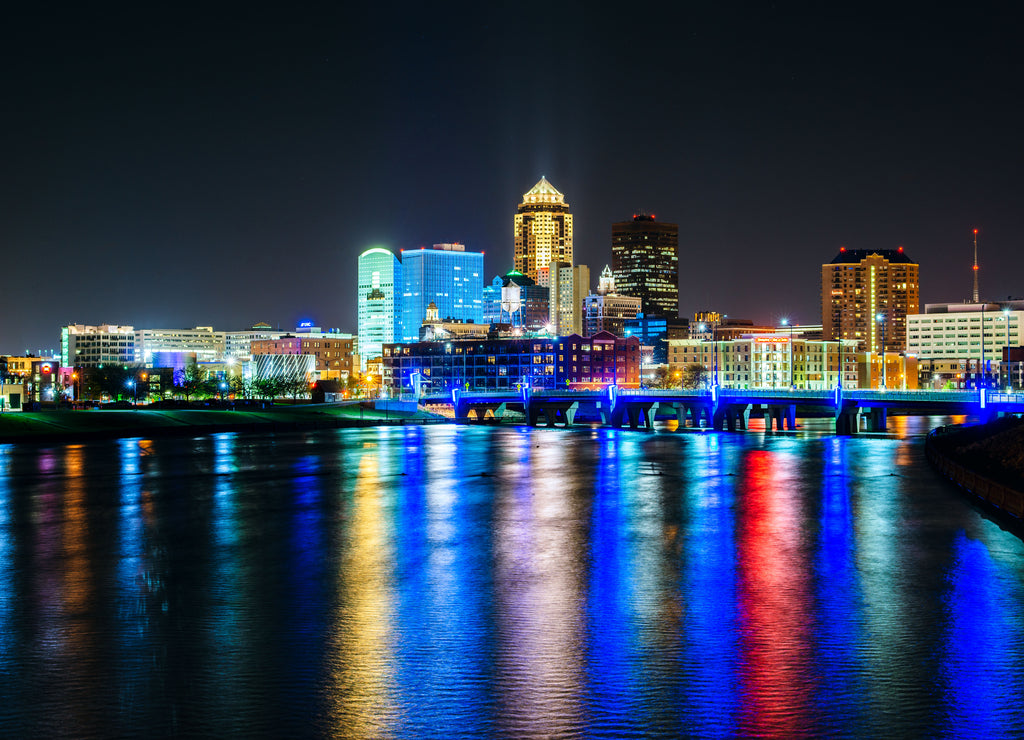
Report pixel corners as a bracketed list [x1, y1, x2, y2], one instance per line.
[514, 177, 573, 287]
[400, 243, 484, 341]
[357, 247, 402, 369]
[611, 213, 679, 317]
[822, 247, 919, 353]
[549, 261, 590, 335]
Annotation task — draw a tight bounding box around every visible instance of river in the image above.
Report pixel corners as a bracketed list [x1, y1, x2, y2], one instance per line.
[1, 417, 1022, 738]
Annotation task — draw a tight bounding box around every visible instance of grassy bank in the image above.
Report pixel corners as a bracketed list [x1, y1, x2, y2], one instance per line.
[0, 403, 441, 444]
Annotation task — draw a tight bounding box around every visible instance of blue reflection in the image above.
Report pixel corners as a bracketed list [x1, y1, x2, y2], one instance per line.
[942, 532, 1020, 738]
[678, 435, 741, 736]
[389, 425, 494, 737]
[0, 445, 12, 661]
[585, 431, 642, 729]
[813, 436, 864, 731]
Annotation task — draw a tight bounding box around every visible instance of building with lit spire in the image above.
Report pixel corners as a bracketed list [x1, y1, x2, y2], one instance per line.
[514, 177, 573, 287]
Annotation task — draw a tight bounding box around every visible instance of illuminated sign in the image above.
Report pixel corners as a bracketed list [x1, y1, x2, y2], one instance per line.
[754, 336, 790, 344]
[298, 321, 313, 328]
[41, 364, 52, 374]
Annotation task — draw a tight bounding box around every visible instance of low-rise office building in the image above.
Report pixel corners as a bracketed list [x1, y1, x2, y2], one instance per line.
[382, 332, 642, 393]
[668, 336, 859, 389]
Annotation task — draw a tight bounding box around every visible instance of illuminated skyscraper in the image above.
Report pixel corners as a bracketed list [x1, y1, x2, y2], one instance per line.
[822, 247, 919, 353]
[611, 213, 679, 318]
[514, 177, 573, 287]
[399, 243, 484, 341]
[358, 247, 402, 369]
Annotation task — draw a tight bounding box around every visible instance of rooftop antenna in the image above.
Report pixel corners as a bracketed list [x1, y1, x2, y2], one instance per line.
[972, 228, 980, 303]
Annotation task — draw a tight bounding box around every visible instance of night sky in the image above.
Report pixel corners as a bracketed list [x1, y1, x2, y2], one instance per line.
[3, 5, 1022, 354]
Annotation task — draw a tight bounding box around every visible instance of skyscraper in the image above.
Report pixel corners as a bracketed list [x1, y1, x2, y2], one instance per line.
[358, 247, 402, 369]
[399, 243, 484, 341]
[549, 261, 590, 335]
[611, 213, 679, 318]
[514, 177, 573, 287]
[822, 247, 920, 353]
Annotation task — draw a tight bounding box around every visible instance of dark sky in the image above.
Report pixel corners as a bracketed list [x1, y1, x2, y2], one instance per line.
[3, 4, 1023, 353]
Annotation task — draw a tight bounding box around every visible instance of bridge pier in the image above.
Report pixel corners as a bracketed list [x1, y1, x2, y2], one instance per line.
[528, 401, 578, 427]
[835, 408, 859, 435]
[608, 400, 660, 429]
[865, 407, 887, 432]
[465, 402, 506, 421]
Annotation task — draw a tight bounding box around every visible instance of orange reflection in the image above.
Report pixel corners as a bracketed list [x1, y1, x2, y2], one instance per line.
[736, 449, 811, 735]
[327, 449, 395, 737]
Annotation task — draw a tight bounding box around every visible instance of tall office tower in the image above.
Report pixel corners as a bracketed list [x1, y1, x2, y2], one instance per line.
[822, 247, 919, 353]
[514, 176, 573, 287]
[400, 243, 484, 341]
[358, 247, 403, 369]
[549, 261, 590, 335]
[611, 213, 679, 317]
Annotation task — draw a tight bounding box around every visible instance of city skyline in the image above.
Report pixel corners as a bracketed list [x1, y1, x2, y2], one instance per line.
[3, 6, 1023, 352]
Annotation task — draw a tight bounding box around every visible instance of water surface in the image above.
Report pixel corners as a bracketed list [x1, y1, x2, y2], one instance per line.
[1, 419, 1022, 738]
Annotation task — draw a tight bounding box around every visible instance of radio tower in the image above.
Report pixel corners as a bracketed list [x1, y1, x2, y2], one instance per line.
[972, 228, 980, 303]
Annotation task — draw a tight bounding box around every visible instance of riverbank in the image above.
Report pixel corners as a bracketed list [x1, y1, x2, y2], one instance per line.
[927, 415, 1024, 527]
[0, 403, 443, 444]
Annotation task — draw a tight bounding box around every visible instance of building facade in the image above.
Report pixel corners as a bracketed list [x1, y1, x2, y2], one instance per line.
[514, 177, 573, 287]
[583, 267, 641, 336]
[382, 332, 641, 393]
[906, 300, 1023, 387]
[135, 326, 226, 366]
[549, 262, 589, 335]
[668, 336, 859, 389]
[497, 270, 550, 331]
[556, 331, 641, 388]
[61, 324, 137, 368]
[400, 243, 484, 341]
[357, 247, 403, 369]
[251, 332, 357, 380]
[822, 247, 920, 352]
[383, 337, 558, 392]
[611, 213, 679, 318]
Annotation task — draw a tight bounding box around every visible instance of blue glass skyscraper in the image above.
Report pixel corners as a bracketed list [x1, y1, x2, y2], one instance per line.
[400, 243, 484, 341]
[358, 247, 402, 369]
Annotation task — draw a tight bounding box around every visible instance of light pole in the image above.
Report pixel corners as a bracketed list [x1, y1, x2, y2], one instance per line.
[980, 303, 986, 388]
[875, 312, 886, 390]
[1003, 308, 1011, 389]
[781, 318, 794, 389]
[127, 379, 136, 408]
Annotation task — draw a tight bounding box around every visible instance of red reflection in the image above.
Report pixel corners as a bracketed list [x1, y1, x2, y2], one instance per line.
[736, 449, 811, 735]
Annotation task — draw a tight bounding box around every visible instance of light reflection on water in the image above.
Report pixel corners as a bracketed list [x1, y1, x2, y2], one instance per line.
[0, 421, 1023, 738]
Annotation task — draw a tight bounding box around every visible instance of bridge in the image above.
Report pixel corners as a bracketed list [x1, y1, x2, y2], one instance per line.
[418, 387, 1024, 434]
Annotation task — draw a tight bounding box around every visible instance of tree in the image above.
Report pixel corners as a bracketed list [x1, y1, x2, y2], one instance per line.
[681, 363, 710, 390]
[230, 374, 253, 400]
[175, 360, 210, 401]
[648, 366, 671, 389]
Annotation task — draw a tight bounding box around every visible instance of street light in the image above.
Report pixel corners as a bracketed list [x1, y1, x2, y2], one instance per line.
[875, 312, 886, 390]
[127, 379, 137, 407]
[1003, 308, 1012, 389]
[781, 318, 793, 389]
